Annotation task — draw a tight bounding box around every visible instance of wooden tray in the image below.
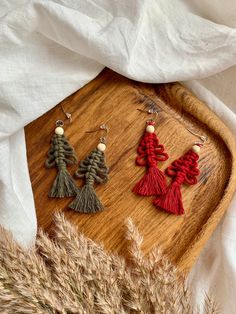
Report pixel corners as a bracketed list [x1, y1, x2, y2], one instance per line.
[25, 68, 236, 273]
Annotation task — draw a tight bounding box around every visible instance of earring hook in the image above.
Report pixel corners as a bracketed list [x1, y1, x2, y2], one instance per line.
[186, 127, 208, 145]
[137, 108, 155, 114]
[86, 124, 108, 134]
[86, 124, 109, 143]
[60, 104, 72, 123]
[56, 120, 64, 127]
[137, 108, 160, 124]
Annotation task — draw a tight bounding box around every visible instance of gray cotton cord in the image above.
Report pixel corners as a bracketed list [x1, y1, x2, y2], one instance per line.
[69, 148, 109, 213]
[45, 134, 79, 198]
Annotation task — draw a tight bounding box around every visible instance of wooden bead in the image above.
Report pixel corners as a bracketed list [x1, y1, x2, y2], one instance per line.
[97, 143, 106, 152]
[146, 125, 155, 133]
[55, 127, 64, 135]
[192, 144, 201, 154]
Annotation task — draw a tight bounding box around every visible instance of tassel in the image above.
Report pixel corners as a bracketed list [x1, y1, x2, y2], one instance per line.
[132, 167, 166, 195]
[48, 169, 78, 198]
[69, 144, 109, 213]
[153, 145, 201, 215]
[45, 125, 78, 198]
[153, 180, 184, 215]
[132, 121, 169, 196]
[69, 185, 103, 213]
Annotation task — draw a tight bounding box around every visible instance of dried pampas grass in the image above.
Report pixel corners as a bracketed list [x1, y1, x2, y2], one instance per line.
[0, 213, 218, 313]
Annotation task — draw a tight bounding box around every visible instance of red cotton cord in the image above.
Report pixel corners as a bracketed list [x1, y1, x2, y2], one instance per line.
[132, 121, 169, 196]
[153, 147, 200, 215]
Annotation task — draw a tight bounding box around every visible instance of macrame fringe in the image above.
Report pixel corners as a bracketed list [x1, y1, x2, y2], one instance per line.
[69, 184, 104, 213]
[153, 147, 200, 215]
[48, 169, 79, 198]
[153, 182, 184, 215]
[132, 166, 167, 196]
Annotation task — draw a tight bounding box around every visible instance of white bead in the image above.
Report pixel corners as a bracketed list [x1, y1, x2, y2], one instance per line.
[146, 125, 155, 133]
[192, 145, 201, 154]
[97, 142, 106, 152]
[55, 126, 64, 135]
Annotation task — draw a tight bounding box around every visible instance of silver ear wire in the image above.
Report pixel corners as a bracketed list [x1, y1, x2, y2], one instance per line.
[86, 124, 108, 134]
[60, 104, 72, 123]
[186, 127, 207, 145]
[137, 108, 158, 115]
[137, 104, 162, 115]
[99, 124, 108, 144]
[99, 124, 109, 133]
[86, 124, 109, 144]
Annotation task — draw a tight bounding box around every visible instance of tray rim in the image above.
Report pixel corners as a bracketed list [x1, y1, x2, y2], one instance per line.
[169, 82, 236, 272]
[25, 70, 236, 273]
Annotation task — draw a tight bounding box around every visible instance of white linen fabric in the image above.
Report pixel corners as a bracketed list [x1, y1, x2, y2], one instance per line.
[0, 0, 235, 312]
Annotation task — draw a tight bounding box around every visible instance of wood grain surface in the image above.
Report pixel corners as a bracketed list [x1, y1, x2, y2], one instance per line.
[25, 68, 236, 273]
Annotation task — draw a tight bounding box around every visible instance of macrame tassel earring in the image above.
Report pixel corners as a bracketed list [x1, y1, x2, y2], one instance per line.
[69, 124, 109, 213]
[45, 120, 78, 198]
[153, 144, 202, 215]
[133, 118, 169, 196]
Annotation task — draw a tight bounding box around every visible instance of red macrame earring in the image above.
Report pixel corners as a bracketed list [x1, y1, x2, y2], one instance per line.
[133, 117, 169, 196]
[153, 143, 202, 215]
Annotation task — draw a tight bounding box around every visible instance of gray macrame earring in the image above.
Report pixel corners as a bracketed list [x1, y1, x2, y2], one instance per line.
[45, 119, 79, 198]
[69, 124, 109, 213]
